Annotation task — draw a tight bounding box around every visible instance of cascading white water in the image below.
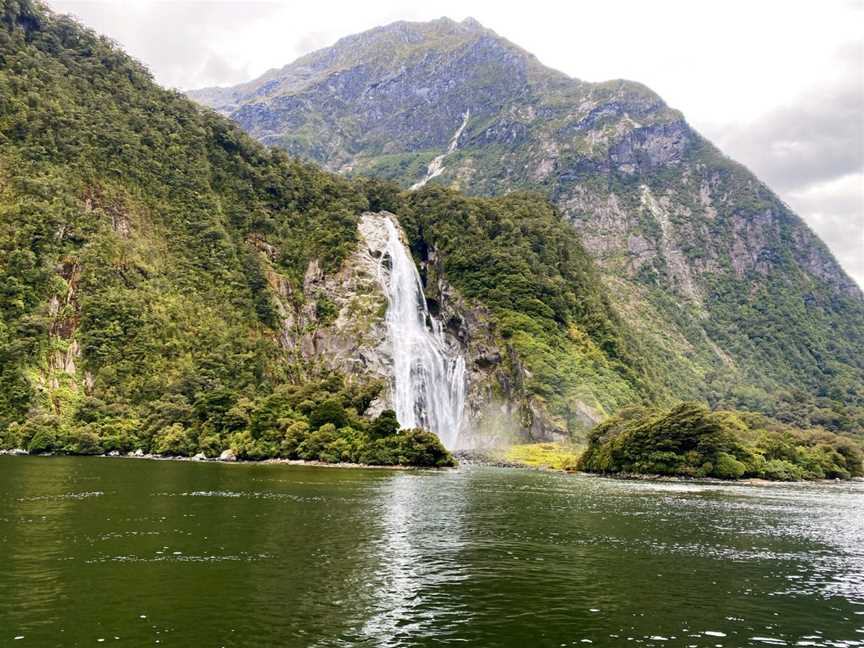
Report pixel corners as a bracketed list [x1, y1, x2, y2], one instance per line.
[378, 217, 466, 449]
[410, 109, 470, 191]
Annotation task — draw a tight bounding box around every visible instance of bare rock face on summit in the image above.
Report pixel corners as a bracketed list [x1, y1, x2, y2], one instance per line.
[190, 17, 864, 416]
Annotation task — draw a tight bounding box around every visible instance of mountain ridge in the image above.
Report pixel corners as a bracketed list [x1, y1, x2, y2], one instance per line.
[188, 16, 864, 433]
[190, 16, 859, 298]
[1, 0, 666, 455]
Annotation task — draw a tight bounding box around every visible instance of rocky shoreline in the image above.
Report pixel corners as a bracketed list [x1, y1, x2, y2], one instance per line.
[3, 448, 861, 484]
[452, 449, 541, 469]
[0, 447, 433, 470]
[2, 446, 535, 470]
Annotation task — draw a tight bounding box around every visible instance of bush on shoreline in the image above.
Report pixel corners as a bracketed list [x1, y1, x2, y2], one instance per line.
[0, 375, 455, 468]
[577, 402, 863, 481]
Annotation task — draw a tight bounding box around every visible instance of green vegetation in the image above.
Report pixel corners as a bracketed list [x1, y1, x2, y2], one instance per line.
[397, 185, 659, 432]
[504, 442, 582, 471]
[0, 0, 647, 455]
[0, 0, 457, 466]
[578, 402, 864, 481]
[0, 374, 454, 466]
[2, 0, 860, 466]
[666, 139, 864, 435]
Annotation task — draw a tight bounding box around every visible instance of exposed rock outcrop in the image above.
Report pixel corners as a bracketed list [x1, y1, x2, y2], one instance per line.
[267, 212, 393, 392]
[255, 210, 576, 446]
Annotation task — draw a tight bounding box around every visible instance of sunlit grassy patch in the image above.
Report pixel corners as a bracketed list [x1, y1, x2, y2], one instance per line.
[504, 442, 583, 471]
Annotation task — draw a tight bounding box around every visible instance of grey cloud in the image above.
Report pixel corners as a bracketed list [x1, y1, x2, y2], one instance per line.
[785, 176, 864, 289]
[49, 1, 284, 89]
[705, 43, 863, 193]
[199, 54, 252, 87]
[700, 42, 863, 288]
[294, 31, 332, 56]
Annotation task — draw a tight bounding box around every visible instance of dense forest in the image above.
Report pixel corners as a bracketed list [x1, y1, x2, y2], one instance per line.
[0, 0, 647, 462]
[578, 403, 863, 480]
[0, 0, 455, 464]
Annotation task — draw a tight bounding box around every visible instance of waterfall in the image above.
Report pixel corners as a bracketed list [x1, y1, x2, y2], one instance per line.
[377, 217, 466, 449]
[410, 109, 470, 191]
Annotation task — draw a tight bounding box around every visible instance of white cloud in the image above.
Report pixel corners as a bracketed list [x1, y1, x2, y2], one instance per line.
[50, 1, 287, 88]
[785, 173, 864, 289]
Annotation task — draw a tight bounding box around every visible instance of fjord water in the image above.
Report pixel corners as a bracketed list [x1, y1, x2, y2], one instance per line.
[379, 217, 466, 448]
[1, 458, 862, 648]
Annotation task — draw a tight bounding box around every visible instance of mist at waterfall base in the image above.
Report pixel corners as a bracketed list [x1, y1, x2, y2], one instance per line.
[377, 217, 466, 449]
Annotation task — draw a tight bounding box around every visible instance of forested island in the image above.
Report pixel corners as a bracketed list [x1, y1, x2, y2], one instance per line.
[578, 403, 863, 481]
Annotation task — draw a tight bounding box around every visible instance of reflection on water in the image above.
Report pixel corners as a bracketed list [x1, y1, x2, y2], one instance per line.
[3, 458, 78, 638]
[0, 457, 862, 647]
[360, 473, 470, 644]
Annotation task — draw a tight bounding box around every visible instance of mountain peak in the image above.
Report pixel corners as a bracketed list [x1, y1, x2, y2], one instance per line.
[188, 14, 531, 117]
[373, 15, 490, 37]
[460, 16, 485, 30]
[331, 15, 492, 48]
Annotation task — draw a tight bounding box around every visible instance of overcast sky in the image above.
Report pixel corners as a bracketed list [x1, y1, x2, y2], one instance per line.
[49, 0, 864, 288]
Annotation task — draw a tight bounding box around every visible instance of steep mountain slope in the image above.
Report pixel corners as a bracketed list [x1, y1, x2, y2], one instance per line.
[0, 0, 378, 456]
[0, 0, 655, 453]
[190, 18, 864, 433]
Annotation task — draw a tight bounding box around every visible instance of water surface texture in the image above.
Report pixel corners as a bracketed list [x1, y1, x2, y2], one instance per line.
[1, 457, 862, 647]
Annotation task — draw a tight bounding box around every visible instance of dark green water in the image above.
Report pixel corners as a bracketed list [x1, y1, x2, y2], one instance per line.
[1, 457, 862, 647]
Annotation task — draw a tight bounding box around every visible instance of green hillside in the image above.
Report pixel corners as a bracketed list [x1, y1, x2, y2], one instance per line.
[0, 0, 659, 457]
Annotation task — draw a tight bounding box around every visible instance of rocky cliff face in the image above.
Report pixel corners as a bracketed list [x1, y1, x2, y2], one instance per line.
[262, 213, 392, 390]
[266, 210, 576, 446]
[190, 18, 864, 416]
[421, 250, 596, 445]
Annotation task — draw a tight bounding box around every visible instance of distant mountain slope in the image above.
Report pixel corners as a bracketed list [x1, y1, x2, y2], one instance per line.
[190, 17, 864, 432]
[0, 1, 659, 449]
